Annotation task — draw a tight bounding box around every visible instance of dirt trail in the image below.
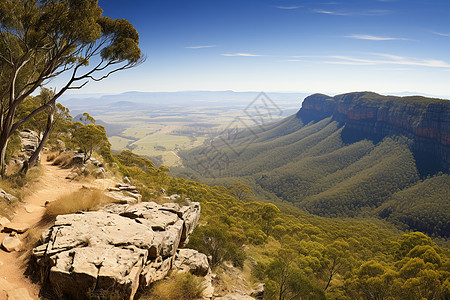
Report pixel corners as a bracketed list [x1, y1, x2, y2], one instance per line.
[0, 155, 115, 299]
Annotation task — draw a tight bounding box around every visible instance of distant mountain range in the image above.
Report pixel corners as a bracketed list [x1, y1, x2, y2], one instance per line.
[179, 92, 450, 238]
[60, 90, 309, 116]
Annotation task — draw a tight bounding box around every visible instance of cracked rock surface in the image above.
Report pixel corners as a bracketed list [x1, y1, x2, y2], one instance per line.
[33, 201, 201, 300]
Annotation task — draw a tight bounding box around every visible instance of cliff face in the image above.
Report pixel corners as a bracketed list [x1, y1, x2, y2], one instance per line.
[297, 92, 450, 173]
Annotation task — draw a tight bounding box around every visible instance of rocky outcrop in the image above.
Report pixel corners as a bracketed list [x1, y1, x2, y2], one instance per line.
[106, 184, 142, 204]
[173, 248, 214, 299]
[32, 201, 201, 300]
[9, 130, 41, 169]
[174, 248, 210, 276]
[297, 92, 450, 172]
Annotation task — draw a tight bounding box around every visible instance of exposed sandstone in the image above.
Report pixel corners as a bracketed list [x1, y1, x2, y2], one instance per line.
[174, 248, 210, 276]
[297, 92, 450, 171]
[33, 201, 201, 299]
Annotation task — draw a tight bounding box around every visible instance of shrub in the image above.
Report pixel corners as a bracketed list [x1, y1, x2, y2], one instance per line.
[145, 272, 205, 300]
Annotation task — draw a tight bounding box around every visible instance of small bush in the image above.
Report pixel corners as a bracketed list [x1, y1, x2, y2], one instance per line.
[144, 272, 205, 300]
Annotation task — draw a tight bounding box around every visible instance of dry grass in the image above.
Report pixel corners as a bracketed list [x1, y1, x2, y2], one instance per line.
[46, 151, 60, 162]
[51, 151, 74, 168]
[0, 166, 43, 218]
[43, 188, 114, 221]
[141, 272, 206, 300]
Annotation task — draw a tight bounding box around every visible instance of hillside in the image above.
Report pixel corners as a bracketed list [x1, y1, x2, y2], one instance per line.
[179, 92, 450, 238]
[0, 117, 448, 299]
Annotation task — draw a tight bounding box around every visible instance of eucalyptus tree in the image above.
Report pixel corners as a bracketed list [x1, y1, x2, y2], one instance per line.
[0, 0, 144, 174]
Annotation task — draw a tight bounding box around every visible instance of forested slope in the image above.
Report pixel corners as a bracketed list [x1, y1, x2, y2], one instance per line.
[180, 92, 450, 238]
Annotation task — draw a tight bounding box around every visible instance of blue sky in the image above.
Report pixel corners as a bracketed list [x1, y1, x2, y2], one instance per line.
[64, 0, 450, 97]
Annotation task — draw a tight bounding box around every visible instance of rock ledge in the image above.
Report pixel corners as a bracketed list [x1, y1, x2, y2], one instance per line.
[32, 201, 201, 300]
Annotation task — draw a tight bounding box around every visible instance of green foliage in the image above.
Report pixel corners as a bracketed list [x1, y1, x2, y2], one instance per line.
[262, 249, 326, 300]
[112, 148, 450, 300]
[344, 233, 449, 300]
[71, 120, 110, 162]
[144, 272, 205, 300]
[378, 174, 450, 237]
[188, 223, 246, 268]
[0, 0, 142, 174]
[4, 132, 21, 164]
[180, 105, 448, 239]
[227, 182, 254, 201]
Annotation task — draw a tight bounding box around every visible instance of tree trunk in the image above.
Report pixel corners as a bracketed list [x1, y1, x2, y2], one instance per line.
[22, 105, 55, 174]
[0, 118, 13, 177]
[0, 137, 9, 177]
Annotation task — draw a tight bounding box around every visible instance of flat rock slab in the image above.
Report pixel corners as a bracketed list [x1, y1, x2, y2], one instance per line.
[33, 201, 201, 300]
[2, 222, 30, 233]
[104, 191, 139, 204]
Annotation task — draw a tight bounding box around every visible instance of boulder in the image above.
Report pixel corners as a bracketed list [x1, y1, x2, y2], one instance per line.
[72, 153, 85, 165]
[8, 130, 41, 170]
[104, 191, 140, 204]
[19, 130, 39, 151]
[88, 158, 103, 167]
[2, 233, 22, 252]
[94, 167, 106, 179]
[33, 201, 202, 300]
[174, 249, 210, 276]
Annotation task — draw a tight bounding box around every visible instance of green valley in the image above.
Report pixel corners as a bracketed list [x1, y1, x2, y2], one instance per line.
[179, 92, 450, 240]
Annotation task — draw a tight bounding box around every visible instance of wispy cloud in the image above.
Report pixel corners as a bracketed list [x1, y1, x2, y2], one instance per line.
[186, 45, 216, 49]
[222, 53, 263, 57]
[276, 6, 302, 10]
[324, 54, 450, 68]
[280, 59, 305, 62]
[313, 9, 391, 16]
[431, 31, 450, 37]
[313, 9, 350, 16]
[346, 34, 409, 41]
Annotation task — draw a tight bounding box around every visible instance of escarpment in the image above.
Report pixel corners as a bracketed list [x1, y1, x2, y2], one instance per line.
[297, 92, 450, 174]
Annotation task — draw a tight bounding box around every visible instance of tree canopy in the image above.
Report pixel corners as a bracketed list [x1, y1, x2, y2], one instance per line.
[0, 0, 143, 174]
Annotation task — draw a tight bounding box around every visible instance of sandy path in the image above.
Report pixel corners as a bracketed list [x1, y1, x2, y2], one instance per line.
[0, 155, 116, 299]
